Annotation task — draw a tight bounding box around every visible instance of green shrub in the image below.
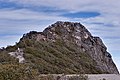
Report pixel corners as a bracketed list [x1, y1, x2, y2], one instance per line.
[0, 64, 39, 80]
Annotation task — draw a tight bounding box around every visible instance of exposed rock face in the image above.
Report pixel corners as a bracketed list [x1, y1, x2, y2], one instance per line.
[8, 48, 25, 63]
[18, 21, 119, 74]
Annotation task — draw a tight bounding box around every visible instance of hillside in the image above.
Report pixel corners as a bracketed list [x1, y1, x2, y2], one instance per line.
[0, 21, 119, 79]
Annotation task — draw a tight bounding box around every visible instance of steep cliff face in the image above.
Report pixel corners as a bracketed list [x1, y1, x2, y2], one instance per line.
[1, 21, 119, 74]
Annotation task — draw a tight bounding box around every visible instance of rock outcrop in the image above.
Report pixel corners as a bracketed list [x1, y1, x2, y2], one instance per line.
[3, 21, 119, 74]
[8, 48, 25, 63]
[41, 21, 118, 74]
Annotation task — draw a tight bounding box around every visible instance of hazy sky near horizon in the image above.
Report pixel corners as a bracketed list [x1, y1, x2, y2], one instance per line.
[0, 0, 120, 72]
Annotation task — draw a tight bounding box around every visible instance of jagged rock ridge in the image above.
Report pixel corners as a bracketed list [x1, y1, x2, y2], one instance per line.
[1, 21, 119, 74]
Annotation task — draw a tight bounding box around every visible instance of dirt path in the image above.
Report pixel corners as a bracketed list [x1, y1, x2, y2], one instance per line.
[88, 74, 120, 80]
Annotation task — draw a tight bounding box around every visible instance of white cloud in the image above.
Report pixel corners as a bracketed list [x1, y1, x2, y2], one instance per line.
[5, 0, 120, 13]
[0, 9, 68, 20]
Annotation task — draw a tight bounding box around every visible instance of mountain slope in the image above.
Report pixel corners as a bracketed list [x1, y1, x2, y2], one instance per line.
[0, 21, 119, 75]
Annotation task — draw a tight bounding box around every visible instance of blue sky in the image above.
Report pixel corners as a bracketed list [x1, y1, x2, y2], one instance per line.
[0, 0, 120, 72]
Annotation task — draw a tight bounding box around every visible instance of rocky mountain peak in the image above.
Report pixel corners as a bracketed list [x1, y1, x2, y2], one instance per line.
[42, 21, 106, 50]
[9, 21, 119, 74]
[43, 21, 92, 40]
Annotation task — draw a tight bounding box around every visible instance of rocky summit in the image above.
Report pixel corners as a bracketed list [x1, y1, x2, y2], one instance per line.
[0, 21, 119, 79]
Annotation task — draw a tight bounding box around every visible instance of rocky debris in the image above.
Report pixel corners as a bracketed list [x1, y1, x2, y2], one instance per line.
[18, 21, 119, 74]
[8, 48, 25, 63]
